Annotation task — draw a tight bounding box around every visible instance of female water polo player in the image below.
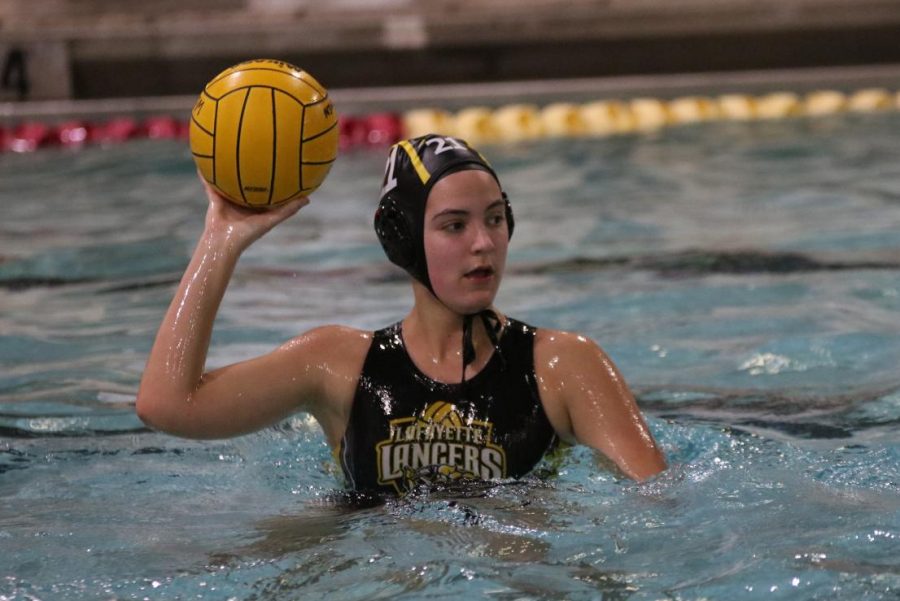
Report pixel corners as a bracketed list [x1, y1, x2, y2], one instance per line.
[136, 134, 667, 496]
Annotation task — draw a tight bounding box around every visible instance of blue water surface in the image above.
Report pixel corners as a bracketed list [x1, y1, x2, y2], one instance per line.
[1, 113, 899, 600]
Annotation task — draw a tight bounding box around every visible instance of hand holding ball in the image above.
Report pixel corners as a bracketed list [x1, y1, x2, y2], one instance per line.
[190, 59, 339, 209]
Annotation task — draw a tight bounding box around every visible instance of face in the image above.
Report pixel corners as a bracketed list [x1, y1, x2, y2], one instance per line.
[423, 169, 509, 314]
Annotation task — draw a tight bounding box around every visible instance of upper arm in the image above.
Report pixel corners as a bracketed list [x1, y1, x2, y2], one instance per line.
[534, 329, 667, 481]
[138, 325, 370, 442]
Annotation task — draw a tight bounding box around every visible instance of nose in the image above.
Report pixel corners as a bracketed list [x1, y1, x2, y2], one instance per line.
[470, 222, 496, 254]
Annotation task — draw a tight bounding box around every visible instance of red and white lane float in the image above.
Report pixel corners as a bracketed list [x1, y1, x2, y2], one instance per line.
[339, 113, 403, 150]
[0, 111, 406, 154]
[56, 120, 91, 146]
[8, 121, 58, 152]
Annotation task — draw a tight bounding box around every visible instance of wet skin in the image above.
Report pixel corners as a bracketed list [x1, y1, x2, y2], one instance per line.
[136, 170, 666, 482]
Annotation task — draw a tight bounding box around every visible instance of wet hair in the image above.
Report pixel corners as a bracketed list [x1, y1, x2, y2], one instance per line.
[374, 134, 514, 294]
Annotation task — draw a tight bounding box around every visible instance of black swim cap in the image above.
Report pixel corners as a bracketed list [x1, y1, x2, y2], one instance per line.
[374, 134, 514, 293]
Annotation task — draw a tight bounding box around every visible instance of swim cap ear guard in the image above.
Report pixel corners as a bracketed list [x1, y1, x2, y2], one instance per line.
[373, 134, 514, 293]
[374, 195, 418, 273]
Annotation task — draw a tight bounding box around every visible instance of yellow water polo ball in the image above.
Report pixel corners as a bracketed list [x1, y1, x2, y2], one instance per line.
[189, 59, 339, 209]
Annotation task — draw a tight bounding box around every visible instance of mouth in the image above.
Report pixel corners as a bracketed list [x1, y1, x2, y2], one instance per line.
[464, 266, 495, 280]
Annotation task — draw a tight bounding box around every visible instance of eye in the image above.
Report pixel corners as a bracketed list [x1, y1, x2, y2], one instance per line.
[441, 220, 465, 233]
[487, 212, 506, 227]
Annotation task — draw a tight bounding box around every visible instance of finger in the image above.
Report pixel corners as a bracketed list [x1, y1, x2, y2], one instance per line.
[261, 197, 308, 226]
[281, 196, 310, 210]
[273, 196, 309, 216]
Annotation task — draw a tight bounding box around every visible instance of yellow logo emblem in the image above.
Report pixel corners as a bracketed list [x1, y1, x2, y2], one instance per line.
[375, 401, 506, 494]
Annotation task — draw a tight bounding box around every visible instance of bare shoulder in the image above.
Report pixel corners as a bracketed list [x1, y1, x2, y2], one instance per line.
[276, 324, 373, 446]
[532, 327, 624, 399]
[532, 327, 616, 443]
[534, 327, 611, 367]
[282, 324, 372, 359]
[533, 326, 667, 480]
[267, 324, 374, 403]
[533, 327, 627, 422]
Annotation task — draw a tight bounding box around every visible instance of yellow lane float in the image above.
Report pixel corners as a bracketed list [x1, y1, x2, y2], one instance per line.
[453, 107, 498, 145]
[803, 90, 847, 116]
[580, 101, 635, 136]
[540, 103, 587, 138]
[629, 98, 669, 131]
[403, 108, 455, 138]
[755, 93, 802, 120]
[491, 104, 544, 142]
[717, 94, 757, 120]
[667, 96, 719, 125]
[847, 88, 893, 112]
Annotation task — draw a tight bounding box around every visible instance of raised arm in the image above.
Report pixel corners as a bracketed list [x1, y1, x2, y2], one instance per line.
[535, 330, 667, 481]
[136, 180, 320, 439]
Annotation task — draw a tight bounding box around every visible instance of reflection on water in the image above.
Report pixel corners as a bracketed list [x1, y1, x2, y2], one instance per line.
[2, 116, 900, 599]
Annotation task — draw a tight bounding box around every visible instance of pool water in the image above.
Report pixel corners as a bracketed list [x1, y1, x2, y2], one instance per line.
[2, 114, 900, 600]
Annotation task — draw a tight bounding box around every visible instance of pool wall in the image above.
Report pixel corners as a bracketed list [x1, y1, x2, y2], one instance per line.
[5, 0, 900, 101]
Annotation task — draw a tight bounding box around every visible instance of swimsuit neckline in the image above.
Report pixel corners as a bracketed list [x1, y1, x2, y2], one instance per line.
[394, 320, 506, 388]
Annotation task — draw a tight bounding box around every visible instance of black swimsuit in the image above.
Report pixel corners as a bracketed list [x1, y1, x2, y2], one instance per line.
[338, 318, 558, 495]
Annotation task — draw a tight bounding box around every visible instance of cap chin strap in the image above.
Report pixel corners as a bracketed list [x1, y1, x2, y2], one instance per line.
[419, 273, 505, 391]
[460, 308, 505, 392]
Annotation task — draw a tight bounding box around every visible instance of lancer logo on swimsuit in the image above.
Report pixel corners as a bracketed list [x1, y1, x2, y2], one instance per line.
[375, 401, 507, 494]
